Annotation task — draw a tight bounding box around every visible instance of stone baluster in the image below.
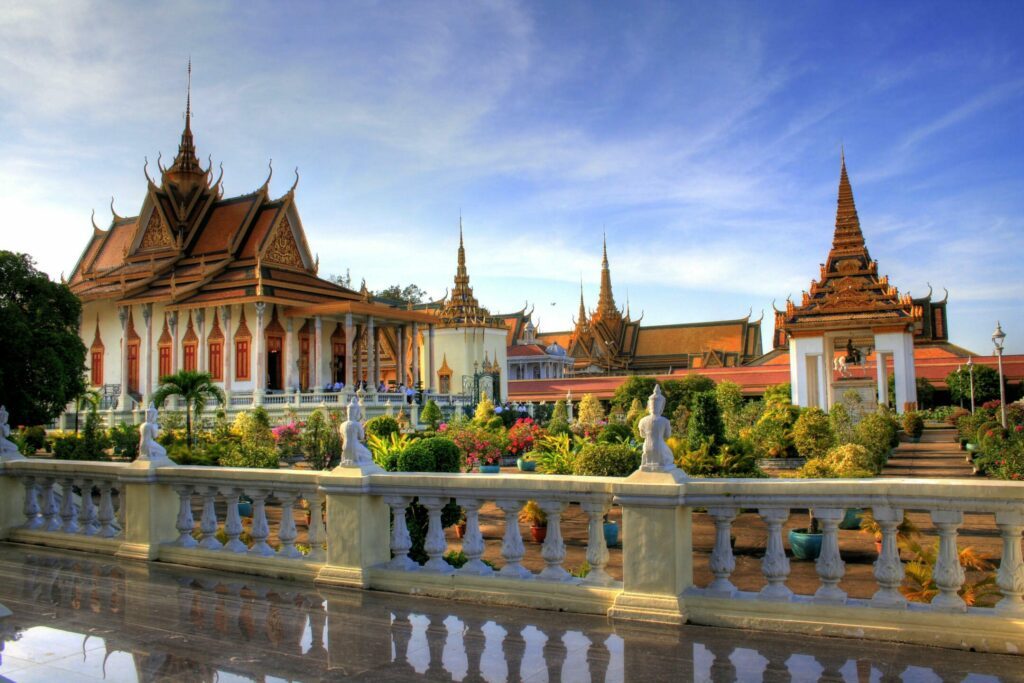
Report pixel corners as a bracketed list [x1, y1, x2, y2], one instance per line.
[424, 615, 448, 679]
[503, 623, 528, 683]
[706, 640, 738, 682]
[174, 485, 198, 547]
[581, 499, 613, 586]
[199, 486, 222, 550]
[758, 507, 792, 600]
[586, 634, 611, 683]
[389, 611, 413, 668]
[305, 491, 326, 562]
[542, 628, 568, 681]
[38, 478, 59, 531]
[707, 507, 738, 596]
[384, 496, 417, 570]
[22, 477, 42, 529]
[871, 507, 907, 607]
[817, 652, 850, 683]
[812, 507, 846, 604]
[248, 490, 274, 556]
[306, 597, 328, 662]
[539, 501, 571, 581]
[277, 492, 302, 559]
[97, 483, 117, 537]
[59, 478, 78, 533]
[77, 480, 99, 535]
[995, 510, 1024, 614]
[222, 488, 248, 552]
[930, 509, 966, 611]
[457, 498, 493, 576]
[496, 499, 533, 579]
[419, 496, 454, 573]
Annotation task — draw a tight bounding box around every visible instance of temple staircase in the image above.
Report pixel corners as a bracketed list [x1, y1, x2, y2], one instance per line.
[879, 428, 974, 479]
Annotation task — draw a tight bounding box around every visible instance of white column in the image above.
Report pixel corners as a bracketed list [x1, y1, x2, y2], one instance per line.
[427, 323, 436, 392]
[196, 308, 207, 372]
[221, 305, 233, 398]
[344, 313, 354, 387]
[141, 304, 153, 406]
[168, 311, 179, 374]
[995, 510, 1024, 614]
[366, 315, 376, 391]
[397, 325, 406, 386]
[411, 322, 420, 388]
[876, 351, 889, 408]
[118, 306, 130, 409]
[285, 318, 297, 390]
[373, 325, 382, 387]
[788, 335, 824, 409]
[314, 315, 324, 390]
[253, 302, 266, 404]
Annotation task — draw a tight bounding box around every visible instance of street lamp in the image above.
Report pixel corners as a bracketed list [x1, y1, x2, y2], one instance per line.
[992, 321, 1007, 428]
[967, 356, 976, 414]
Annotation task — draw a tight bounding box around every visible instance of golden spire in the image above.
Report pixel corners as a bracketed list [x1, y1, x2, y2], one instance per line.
[832, 149, 866, 254]
[594, 231, 620, 321]
[437, 218, 499, 328]
[577, 278, 586, 324]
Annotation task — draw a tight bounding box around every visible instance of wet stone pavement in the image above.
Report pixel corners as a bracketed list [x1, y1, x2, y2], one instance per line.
[0, 544, 1019, 682]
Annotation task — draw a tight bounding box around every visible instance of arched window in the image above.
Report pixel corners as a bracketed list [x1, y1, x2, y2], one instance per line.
[234, 308, 252, 381]
[89, 314, 104, 386]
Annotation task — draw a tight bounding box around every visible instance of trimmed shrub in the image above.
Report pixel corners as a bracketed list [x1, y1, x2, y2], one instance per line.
[686, 392, 725, 453]
[108, 422, 140, 460]
[799, 443, 874, 478]
[573, 442, 640, 477]
[854, 412, 897, 472]
[793, 407, 835, 459]
[598, 423, 632, 444]
[828, 403, 854, 445]
[18, 425, 46, 453]
[397, 436, 461, 473]
[420, 399, 442, 430]
[902, 412, 924, 438]
[365, 415, 400, 440]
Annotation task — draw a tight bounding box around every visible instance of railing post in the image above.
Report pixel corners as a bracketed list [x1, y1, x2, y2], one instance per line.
[758, 507, 792, 601]
[995, 510, 1024, 615]
[0, 468, 28, 538]
[609, 472, 689, 624]
[811, 507, 846, 604]
[115, 462, 179, 561]
[930, 509, 966, 612]
[317, 467, 389, 588]
[871, 506, 906, 608]
[706, 507, 738, 597]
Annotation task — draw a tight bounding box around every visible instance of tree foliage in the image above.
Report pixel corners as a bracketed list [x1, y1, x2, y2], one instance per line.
[374, 283, 427, 305]
[946, 365, 1001, 405]
[420, 399, 442, 430]
[576, 393, 605, 429]
[151, 370, 225, 448]
[686, 392, 725, 453]
[0, 251, 86, 425]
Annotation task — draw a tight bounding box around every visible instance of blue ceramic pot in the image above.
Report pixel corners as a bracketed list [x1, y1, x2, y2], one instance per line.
[237, 501, 253, 518]
[788, 528, 822, 560]
[479, 464, 501, 474]
[966, 442, 979, 453]
[603, 522, 619, 547]
[838, 508, 863, 531]
[517, 459, 537, 472]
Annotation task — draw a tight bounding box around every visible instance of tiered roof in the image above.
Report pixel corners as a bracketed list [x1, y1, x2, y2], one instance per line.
[434, 222, 505, 329]
[68, 70, 357, 311]
[775, 154, 921, 339]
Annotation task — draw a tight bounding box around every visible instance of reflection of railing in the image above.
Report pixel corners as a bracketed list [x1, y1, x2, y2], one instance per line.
[1, 458, 1021, 654]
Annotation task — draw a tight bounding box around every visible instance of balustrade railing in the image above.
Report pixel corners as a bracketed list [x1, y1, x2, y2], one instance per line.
[0, 457, 1021, 654]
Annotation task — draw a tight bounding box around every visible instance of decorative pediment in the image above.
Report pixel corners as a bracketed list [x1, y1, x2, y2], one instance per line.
[263, 216, 304, 269]
[138, 209, 175, 251]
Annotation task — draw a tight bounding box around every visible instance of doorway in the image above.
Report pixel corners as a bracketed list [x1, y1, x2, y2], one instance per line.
[267, 336, 284, 390]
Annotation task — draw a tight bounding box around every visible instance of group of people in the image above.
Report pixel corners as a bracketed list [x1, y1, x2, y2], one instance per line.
[319, 380, 419, 404]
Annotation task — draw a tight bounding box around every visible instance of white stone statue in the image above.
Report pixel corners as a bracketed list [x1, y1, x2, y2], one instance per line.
[339, 399, 377, 469]
[0, 405, 25, 461]
[138, 404, 170, 463]
[638, 385, 676, 472]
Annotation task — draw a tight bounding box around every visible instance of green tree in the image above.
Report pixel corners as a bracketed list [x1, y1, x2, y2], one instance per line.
[151, 370, 225, 448]
[662, 375, 716, 417]
[793, 407, 836, 459]
[421, 399, 442, 430]
[611, 376, 656, 411]
[946, 365, 1001, 405]
[715, 381, 745, 439]
[686, 392, 725, 453]
[624, 397, 645, 430]
[301, 408, 333, 470]
[72, 387, 101, 436]
[763, 382, 793, 406]
[0, 251, 87, 425]
[576, 393, 605, 429]
[373, 283, 427, 305]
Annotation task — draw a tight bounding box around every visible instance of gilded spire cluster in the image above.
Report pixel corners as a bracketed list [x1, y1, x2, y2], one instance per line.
[831, 150, 867, 256]
[591, 232, 623, 326]
[168, 59, 202, 177]
[436, 219, 503, 328]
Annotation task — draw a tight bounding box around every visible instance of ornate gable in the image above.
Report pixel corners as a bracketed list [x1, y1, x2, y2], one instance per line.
[263, 216, 304, 269]
[138, 209, 175, 251]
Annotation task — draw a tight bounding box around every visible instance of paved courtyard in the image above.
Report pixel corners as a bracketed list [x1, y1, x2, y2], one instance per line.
[0, 544, 1019, 682]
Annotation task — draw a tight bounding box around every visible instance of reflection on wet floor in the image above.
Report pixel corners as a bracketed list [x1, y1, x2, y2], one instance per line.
[0, 544, 1018, 682]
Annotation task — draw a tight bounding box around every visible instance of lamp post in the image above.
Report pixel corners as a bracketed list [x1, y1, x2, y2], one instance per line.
[992, 321, 1007, 428]
[967, 356, 976, 414]
[956, 364, 963, 409]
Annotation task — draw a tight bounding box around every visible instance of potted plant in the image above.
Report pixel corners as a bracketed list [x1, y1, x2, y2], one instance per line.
[520, 500, 547, 543]
[859, 510, 918, 555]
[454, 510, 468, 539]
[902, 412, 924, 443]
[603, 514, 619, 547]
[517, 453, 537, 472]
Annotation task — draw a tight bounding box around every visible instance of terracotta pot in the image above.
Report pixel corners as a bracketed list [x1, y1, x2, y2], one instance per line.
[530, 525, 547, 543]
[455, 523, 467, 539]
[875, 540, 883, 555]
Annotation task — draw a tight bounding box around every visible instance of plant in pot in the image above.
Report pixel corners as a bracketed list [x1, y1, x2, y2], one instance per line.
[792, 444, 875, 560]
[859, 509, 918, 555]
[517, 452, 537, 472]
[520, 500, 548, 543]
[602, 512, 619, 547]
[902, 412, 924, 443]
[454, 509, 468, 539]
[448, 424, 507, 473]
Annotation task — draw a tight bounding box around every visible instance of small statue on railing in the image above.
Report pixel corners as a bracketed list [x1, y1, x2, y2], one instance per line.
[138, 404, 171, 463]
[638, 385, 676, 473]
[0, 405, 25, 461]
[339, 398, 381, 471]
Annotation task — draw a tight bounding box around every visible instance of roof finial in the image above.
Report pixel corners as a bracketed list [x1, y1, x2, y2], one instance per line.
[186, 56, 192, 128]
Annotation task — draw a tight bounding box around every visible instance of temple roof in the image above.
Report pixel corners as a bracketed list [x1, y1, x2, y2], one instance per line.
[434, 222, 504, 329]
[777, 153, 921, 337]
[68, 70, 359, 311]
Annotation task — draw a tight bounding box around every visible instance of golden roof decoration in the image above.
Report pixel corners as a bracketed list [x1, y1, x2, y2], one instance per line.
[435, 220, 504, 329]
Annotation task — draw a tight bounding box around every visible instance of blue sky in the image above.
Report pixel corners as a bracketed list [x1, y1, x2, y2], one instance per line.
[1, 1, 1022, 353]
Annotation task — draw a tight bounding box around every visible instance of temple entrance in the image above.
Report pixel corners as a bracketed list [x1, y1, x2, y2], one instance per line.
[299, 334, 311, 391]
[267, 336, 284, 390]
[127, 341, 140, 394]
[332, 353, 346, 384]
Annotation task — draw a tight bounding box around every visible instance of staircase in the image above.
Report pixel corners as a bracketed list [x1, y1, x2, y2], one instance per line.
[880, 428, 974, 479]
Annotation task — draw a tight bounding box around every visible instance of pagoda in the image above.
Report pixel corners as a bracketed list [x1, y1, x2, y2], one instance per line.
[777, 153, 921, 413]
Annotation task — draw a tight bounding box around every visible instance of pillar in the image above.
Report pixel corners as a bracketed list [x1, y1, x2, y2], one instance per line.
[411, 322, 420, 388]
[168, 311, 179, 375]
[221, 305, 233, 398]
[314, 315, 324, 391]
[196, 308, 207, 372]
[285, 318, 297, 390]
[366, 316, 376, 391]
[876, 351, 889, 408]
[118, 306, 130, 410]
[355, 325, 363, 385]
[427, 324, 435, 392]
[397, 325, 405, 386]
[344, 313, 354, 388]
[141, 304, 153, 407]
[253, 303, 266, 405]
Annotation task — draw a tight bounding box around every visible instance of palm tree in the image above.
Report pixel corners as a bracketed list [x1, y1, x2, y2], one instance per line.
[151, 370, 225, 449]
[73, 387, 101, 436]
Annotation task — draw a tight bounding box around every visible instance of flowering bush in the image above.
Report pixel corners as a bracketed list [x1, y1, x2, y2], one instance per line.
[507, 417, 543, 457]
[272, 421, 302, 455]
[446, 424, 508, 469]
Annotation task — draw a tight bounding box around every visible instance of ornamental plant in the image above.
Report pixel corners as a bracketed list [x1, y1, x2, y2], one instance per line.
[902, 412, 924, 439]
[473, 393, 504, 431]
[793, 407, 835, 459]
[714, 381, 745, 440]
[301, 409, 334, 470]
[447, 424, 508, 469]
[420, 399, 442, 430]
[624, 397, 645, 431]
[573, 442, 640, 477]
[507, 417, 543, 457]
[365, 415, 400, 440]
[686, 392, 725, 453]
[576, 393, 606, 431]
[271, 421, 302, 456]
[854, 412, 898, 473]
